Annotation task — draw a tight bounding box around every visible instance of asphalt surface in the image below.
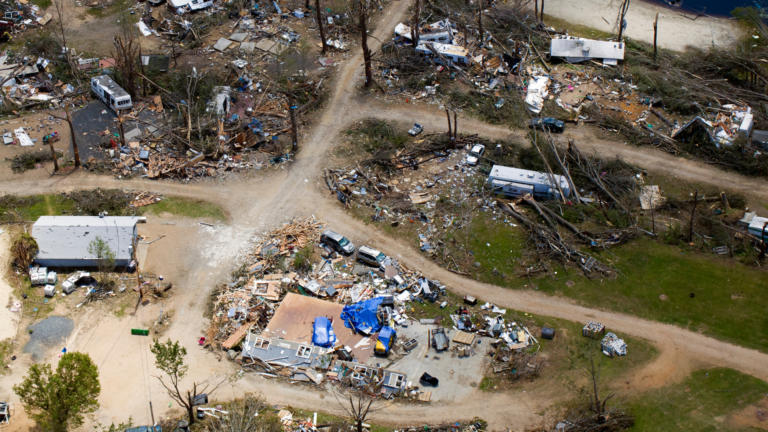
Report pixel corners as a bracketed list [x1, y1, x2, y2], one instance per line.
[23, 316, 74, 361]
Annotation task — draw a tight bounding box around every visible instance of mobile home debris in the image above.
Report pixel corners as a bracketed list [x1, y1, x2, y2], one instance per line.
[550, 36, 625, 66]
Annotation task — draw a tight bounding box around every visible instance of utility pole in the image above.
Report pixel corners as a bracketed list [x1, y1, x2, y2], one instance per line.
[287, 79, 298, 151]
[650, 190, 656, 235]
[689, 189, 698, 243]
[653, 12, 658, 61]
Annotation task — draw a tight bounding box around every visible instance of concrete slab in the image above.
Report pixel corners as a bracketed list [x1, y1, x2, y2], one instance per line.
[239, 42, 256, 53]
[230, 32, 248, 42]
[214, 38, 234, 52]
[372, 322, 487, 402]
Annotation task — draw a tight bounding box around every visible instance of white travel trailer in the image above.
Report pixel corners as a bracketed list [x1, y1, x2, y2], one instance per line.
[91, 75, 132, 112]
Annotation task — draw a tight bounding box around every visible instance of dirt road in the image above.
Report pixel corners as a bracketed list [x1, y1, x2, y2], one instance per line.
[1, 0, 767, 429]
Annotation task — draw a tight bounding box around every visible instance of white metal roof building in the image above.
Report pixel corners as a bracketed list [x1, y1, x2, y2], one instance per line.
[32, 216, 140, 267]
[488, 165, 571, 200]
[550, 36, 624, 65]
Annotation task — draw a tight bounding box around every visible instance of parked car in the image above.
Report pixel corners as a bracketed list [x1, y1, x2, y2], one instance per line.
[466, 144, 485, 166]
[408, 123, 424, 136]
[320, 230, 355, 254]
[530, 117, 565, 133]
[357, 245, 387, 269]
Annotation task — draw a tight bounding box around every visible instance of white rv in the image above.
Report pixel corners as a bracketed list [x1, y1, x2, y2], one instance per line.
[168, 0, 213, 12]
[91, 75, 132, 112]
[415, 42, 469, 65]
[488, 165, 571, 201]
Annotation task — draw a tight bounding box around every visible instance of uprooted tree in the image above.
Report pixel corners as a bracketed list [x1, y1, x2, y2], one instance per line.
[13, 352, 101, 431]
[205, 392, 282, 432]
[151, 339, 226, 426]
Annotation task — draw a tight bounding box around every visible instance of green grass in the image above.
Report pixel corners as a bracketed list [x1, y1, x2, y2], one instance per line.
[467, 233, 768, 352]
[29, 0, 52, 7]
[0, 193, 226, 222]
[0, 338, 12, 375]
[503, 238, 768, 352]
[630, 368, 768, 432]
[140, 196, 226, 222]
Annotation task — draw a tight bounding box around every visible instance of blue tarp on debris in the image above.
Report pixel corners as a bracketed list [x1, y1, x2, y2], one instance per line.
[312, 317, 337, 347]
[340, 297, 383, 334]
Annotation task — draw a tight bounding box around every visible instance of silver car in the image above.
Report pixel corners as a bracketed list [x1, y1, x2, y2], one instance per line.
[357, 245, 387, 269]
[466, 144, 485, 166]
[320, 230, 355, 254]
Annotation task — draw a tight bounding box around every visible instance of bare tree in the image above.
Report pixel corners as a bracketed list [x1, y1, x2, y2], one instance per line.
[358, 0, 373, 88]
[477, 0, 484, 46]
[581, 341, 613, 420]
[150, 339, 226, 426]
[50, 0, 80, 78]
[614, 0, 631, 41]
[316, 0, 328, 53]
[333, 381, 386, 432]
[112, 35, 141, 100]
[50, 102, 82, 168]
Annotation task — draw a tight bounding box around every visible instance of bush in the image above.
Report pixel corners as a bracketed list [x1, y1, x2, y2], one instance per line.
[11, 233, 38, 270]
[10, 151, 54, 173]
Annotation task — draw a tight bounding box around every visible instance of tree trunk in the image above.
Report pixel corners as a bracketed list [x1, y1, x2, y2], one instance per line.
[316, 0, 328, 53]
[477, 2, 483, 46]
[118, 116, 126, 146]
[48, 137, 59, 172]
[540, 0, 545, 21]
[453, 111, 458, 138]
[288, 80, 298, 151]
[360, 2, 373, 87]
[411, 0, 420, 47]
[306, 0, 310, 10]
[445, 108, 452, 138]
[356, 420, 363, 432]
[64, 105, 81, 168]
[653, 12, 658, 61]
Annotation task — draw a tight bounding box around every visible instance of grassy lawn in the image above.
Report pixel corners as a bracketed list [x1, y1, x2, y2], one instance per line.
[139, 196, 227, 222]
[501, 238, 768, 352]
[629, 368, 768, 432]
[0, 193, 226, 222]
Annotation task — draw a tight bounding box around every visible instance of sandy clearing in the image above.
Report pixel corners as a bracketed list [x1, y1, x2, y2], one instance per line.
[0, 228, 20, 342]
[542, 0, 742, 51]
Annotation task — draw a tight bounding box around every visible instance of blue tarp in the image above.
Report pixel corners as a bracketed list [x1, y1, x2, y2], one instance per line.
[340, 297, 383, 334]
[312, 317, 337, 348]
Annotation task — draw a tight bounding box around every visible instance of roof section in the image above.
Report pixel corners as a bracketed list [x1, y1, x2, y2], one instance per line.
[32, 216, 139, 262]
[550, 36, 624, 63]
[262, 293, 372, 362]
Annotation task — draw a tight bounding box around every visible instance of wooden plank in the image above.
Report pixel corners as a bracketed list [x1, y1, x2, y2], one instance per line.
[451, 330, 475, 345]
[222, 322, 255, 350]
[418, 391, 432, 402]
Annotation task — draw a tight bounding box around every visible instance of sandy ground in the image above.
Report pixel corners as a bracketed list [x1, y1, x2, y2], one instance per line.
[542, 0, 743, 51]
[0, 228, 19, 342]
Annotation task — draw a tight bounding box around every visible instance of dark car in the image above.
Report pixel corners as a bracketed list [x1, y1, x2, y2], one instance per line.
[419, 372, 439, 386]
[530, 117, 565, 133]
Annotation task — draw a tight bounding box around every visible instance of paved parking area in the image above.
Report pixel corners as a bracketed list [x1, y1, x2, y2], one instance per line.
[366, 322, 489, 402]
